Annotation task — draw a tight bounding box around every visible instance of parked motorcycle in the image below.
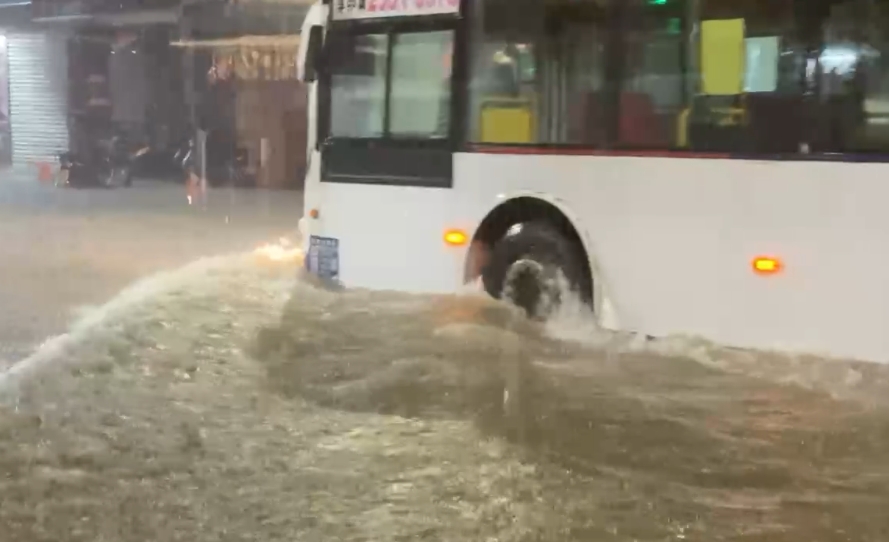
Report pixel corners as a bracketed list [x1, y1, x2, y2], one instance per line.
[58, 134, 149, 189]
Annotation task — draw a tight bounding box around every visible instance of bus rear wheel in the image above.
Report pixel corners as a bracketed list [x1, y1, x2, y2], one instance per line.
[482, 221, 587, 320]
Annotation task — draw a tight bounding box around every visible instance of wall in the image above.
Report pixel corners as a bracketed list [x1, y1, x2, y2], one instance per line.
[0, 34, 11, 165]
[109, 45, 148, 126]
[234, 79, 306, 188]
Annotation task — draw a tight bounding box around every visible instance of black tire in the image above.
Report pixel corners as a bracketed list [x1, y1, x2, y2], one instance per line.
[482, 221, 589, 320]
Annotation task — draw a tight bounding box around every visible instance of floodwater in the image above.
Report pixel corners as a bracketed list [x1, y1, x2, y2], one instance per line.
[2, 254, 889, 541]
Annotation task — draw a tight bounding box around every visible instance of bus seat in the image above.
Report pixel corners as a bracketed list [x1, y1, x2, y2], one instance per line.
[568, 90, 667, 148]
[618, 92, 668, 148]
[676, 107, 691, 148]
[480, 97, 535, 143]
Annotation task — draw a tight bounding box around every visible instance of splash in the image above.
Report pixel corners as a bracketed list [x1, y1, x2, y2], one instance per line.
[0, 228, 305, 403]
[254, 236, 304, 264]
[537, 274, 889, 406]
[0, 253, 265, 402]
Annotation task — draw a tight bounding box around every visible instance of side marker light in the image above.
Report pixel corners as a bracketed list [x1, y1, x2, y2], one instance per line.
[752, 256, 782, 275]
[444, 229, 468, 246]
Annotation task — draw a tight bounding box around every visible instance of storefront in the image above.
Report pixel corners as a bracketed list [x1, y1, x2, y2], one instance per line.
[22, 0, 185, 177]
[180, 0, 311, 189]
[66, 26, 187, 169]
[199, 36, 306, 188]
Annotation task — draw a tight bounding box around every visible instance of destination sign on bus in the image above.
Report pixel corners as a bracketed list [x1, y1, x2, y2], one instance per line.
[331, 0, 460, 20]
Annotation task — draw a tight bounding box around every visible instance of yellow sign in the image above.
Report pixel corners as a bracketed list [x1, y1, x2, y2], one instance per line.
[480, 98, 534, 144]
[701, 19, 745, 95]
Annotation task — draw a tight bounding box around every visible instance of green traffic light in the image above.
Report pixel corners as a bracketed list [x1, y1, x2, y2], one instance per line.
[649, 0, 667, 4]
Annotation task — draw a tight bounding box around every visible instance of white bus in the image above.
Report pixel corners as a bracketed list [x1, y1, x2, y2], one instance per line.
[296, 0, 889, 364]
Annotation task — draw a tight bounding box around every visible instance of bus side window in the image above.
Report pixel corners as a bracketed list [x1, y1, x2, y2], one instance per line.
[465, 0, 889, 156]
[467, 0, 608, 145]
[389, 30, 455, 139]
[812, 0, 889, 154]
[476, 45, 536, 143]
[686, 0, 889, 156]
[613, 0, 688, 149]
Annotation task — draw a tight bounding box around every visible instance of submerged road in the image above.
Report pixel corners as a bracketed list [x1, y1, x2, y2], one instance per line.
[1, 172, 889, 542]
[0, 173, 302, 365]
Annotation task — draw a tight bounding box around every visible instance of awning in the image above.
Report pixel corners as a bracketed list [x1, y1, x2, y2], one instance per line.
[170, 34, 301, 51]
[173, 34, 301, 81]
[184, 0, 310, 41]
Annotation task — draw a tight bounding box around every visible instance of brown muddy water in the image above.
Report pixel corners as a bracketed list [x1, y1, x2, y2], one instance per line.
[1, 254, 888, 542]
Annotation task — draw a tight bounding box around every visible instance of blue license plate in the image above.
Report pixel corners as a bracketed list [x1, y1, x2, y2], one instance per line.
[306, 235, 340, 281]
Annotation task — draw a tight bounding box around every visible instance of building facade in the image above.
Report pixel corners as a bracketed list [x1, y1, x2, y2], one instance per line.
[181, 0, 312, 188]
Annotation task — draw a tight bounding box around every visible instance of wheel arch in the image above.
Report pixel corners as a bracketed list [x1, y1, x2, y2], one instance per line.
[464, 193, 595, 306]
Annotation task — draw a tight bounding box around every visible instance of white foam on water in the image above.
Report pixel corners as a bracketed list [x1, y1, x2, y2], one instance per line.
[544, 285, 767, 368]
[537, 279, 889, 405]
[0, 253, 260, 401]
[3, 246, 884, 409]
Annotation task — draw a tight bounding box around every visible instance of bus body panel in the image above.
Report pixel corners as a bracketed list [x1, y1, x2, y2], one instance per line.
[301, 148, 468, 294]
[305, 151, 889, 364]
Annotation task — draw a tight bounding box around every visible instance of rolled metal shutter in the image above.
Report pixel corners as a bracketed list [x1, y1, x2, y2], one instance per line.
[7, 30, 69, 166]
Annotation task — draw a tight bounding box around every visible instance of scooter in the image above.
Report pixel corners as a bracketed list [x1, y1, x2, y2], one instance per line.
[58, 135, 149, 188]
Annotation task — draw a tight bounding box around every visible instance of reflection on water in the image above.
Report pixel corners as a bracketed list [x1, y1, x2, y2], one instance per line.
[2, 261, 889, 541]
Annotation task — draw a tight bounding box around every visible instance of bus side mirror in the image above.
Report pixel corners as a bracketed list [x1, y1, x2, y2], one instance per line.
[303, 25, 324, 83]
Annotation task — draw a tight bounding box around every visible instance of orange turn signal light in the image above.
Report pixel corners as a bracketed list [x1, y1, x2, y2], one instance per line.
[752, 256, 782, 275]
[444, 229, 468, 246]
